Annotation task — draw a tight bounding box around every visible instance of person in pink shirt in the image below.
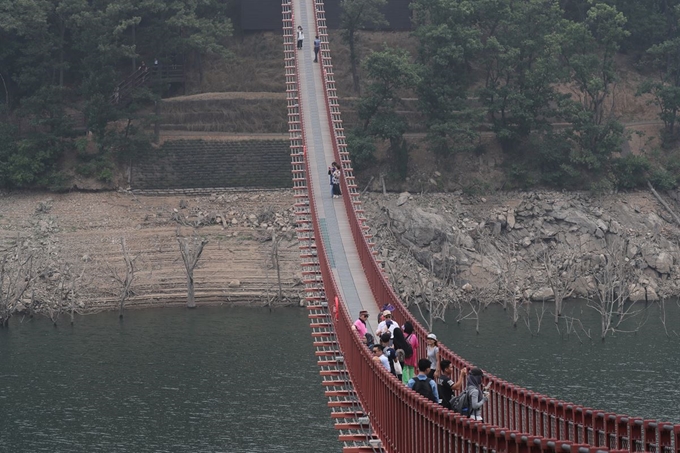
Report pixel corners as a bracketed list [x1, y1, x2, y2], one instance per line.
[402, 321, 419, 384]
[352, 310, 369, 344]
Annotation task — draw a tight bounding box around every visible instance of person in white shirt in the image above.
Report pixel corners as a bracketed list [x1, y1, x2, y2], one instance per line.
[375, 310, 397, 340]
[297, 26, 304, 50]
[372, 344, 390, 372]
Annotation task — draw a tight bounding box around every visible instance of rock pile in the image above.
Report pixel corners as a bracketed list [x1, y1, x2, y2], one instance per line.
[363, 190, 680, 309]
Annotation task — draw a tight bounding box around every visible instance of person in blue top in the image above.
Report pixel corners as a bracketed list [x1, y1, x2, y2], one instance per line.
[407, 359, 439, 403]
[313, 35, 321, 62]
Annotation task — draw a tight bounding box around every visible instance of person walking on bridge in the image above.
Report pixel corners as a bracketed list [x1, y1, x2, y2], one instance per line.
[372, 344, 390, 372]
[407, 359, 439, 403]
[352, 310, 369, 344]
[425, 333, 440, 379]
[437, 360, 466, 410]
[330, 162, 342, 198]
[313, 35, 321, 62]
[401, 321, 418, 384]
[376, 310, 397, 339]
[297, 26, 304, 50]
[466, 367, 489, 421]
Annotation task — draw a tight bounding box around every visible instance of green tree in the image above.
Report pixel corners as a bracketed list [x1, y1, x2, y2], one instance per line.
[355, 47, 420, 178]
[638, 4, 680, 143]
[558, 2, 629, 177]
[411, 0, 483, 156]
[475, 0, 567, 152]
[340, 0, 387, 95]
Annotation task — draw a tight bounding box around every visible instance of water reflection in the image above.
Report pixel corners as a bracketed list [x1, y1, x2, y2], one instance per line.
[0, 307, 337, 453]
[428, 299, 680, 423]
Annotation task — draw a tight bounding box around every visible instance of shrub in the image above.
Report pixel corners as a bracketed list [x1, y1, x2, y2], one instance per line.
[611, 154, 650, 189]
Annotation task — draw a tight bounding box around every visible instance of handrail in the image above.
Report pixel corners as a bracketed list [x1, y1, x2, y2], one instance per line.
[308, 0, 680, 452]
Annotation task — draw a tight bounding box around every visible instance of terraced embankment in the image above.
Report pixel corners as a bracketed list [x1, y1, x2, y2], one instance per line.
[0, 190, 303, 313]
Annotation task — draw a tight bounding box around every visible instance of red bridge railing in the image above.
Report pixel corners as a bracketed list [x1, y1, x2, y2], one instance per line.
[291, 1, 680, 452]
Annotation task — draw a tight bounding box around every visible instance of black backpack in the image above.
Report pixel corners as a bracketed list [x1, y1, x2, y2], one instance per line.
[411, 377, 437, 402]
[450, 389, 471, 416]
[403, 334, 414, 359]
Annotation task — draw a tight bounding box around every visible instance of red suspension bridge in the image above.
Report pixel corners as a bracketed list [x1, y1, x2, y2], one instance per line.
[282, 1, 680, 452]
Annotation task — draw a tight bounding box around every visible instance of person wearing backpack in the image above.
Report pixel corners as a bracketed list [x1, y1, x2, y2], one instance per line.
[437, 360, 467, 410]
[466, 367, 490, 421]
[401, 321, 419, 384]
[407, 359, 439, 403]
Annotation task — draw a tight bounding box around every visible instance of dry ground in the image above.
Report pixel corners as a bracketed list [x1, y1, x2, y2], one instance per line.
[0, 190, 303, 311]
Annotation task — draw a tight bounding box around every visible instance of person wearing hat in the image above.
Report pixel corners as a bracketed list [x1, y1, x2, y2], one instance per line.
[352, 310, 370, 344]
[466, 367, 490, 421]
[375, 310, 397, 340]
[425, 333, 440, 379]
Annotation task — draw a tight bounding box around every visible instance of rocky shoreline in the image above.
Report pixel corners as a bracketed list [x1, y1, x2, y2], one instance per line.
[360, 189, 680, 319]
[1, 188, 678, 324]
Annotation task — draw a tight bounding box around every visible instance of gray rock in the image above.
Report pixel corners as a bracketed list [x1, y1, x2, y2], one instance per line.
[507, 210, 516, 229]
[397, 192, 410, 206]
[609, 220, 621, 234]
[654, 252, 673, 274]
[563, 209, 598, 233]
[530, 287, 554, 301]
[629, 285, 659, 302]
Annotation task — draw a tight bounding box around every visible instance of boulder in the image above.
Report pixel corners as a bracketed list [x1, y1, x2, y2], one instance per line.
[629, 285, 659, 302]
[654, 252, 673, 274]
[562, 209, 599, 233]
[530, 287, 554, 301]
[506, 210, 516, 229]
[397, 192, 410, 206]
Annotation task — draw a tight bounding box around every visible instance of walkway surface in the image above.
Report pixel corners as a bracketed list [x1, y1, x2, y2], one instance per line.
[293, 0, 381, 335]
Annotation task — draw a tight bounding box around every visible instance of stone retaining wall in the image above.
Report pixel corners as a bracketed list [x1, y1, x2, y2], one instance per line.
[131, 139, 291, 190]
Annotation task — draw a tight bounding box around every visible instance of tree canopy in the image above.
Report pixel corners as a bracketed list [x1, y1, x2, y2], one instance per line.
[0, 0, 233, 189]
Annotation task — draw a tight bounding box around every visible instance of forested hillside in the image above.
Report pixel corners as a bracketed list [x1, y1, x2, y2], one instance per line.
[1, 0, 680, 193]
[0, 0, 235, 189]
[345, 0, 680, 192]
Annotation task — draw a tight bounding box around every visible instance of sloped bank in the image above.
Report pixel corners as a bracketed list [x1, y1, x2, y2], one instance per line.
[362, 190, 680, 309]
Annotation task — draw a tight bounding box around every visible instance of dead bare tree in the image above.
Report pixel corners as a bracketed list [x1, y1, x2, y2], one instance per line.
[177, 234, 209, 309]
[496, 239, 529, 327]
[270, 231, 284, 305]
[68, 265, 86, 325]
[44, 267, 67, 326]
[541, 244, 580, 324]
[521, 300, 547, 336]
[412, 256, 454, 330]
[587, 238, 645, 340]
[459, 282, 498, 334]
[0, 240, 33, 327]
[107, 238, 138, 319]
[655, 278, 677, 337]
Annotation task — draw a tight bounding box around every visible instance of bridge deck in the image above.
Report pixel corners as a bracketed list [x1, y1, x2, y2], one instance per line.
[294, 0, 381, 336]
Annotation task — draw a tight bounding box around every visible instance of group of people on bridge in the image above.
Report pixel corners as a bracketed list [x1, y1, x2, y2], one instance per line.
[353, 309, 490, 421]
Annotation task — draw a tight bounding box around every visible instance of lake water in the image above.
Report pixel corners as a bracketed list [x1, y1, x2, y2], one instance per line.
[429, 299, 680, 423]
[2, 300, 679, 453]
[0, 307, 337, 452]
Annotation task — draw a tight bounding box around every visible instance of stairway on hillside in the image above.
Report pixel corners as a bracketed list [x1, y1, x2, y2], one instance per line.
[112, 64, 185, 106]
